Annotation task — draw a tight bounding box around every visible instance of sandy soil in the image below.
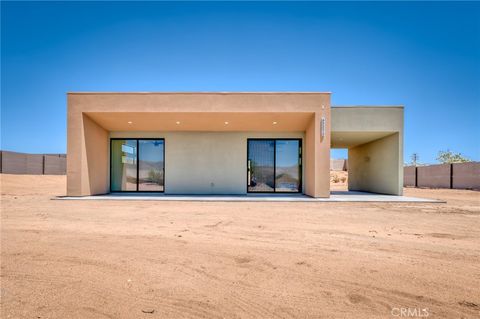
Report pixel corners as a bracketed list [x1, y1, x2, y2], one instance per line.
[330, 171, 348, 191]
[1, 174, 479, 319]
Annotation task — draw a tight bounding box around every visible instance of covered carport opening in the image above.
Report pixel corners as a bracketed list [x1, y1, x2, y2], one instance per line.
[331, 107, 404, 196]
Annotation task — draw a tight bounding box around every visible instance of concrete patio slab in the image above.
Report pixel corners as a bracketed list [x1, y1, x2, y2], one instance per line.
[56, 191, 444, 203]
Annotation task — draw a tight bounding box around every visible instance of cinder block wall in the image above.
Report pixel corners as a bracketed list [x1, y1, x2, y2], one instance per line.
[417, 164, 450, 188]
[330, 159, 347, 171]
[404, 162, 480, 190]
[0, 151, 66, 175]
[44, 155, 67, 175]
[1, 151, 43, 174]
[452, 162, 480, 189]
[403, 166, 416, 187]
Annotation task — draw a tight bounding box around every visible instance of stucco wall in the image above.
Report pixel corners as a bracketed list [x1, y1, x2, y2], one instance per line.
[69, 92, 329, 113]
[348, 133, 402, 195]
[331, 107, 403, 196]
[331, 107, 403, 133]
[67, 114, 109, 196]
[84, 114, 110, 195]
[304, 113, 330, 198]
[67, 93, 331, 197]
[110, 131, 305, 195]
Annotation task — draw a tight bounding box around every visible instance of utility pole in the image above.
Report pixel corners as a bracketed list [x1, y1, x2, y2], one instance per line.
[411, 153, 419, 166]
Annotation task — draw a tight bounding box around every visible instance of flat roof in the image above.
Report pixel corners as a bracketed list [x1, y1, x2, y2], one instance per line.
[332, 105, 404, 109]
[67, 92, 332, 95]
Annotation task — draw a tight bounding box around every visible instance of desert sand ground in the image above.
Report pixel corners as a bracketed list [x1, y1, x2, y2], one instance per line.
[1, 174, 479, 319]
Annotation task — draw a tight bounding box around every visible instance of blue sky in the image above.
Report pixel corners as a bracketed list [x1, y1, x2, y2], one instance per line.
[1, 1, 479, 164]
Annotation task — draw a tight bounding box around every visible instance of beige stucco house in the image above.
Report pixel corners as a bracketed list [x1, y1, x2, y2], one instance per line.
[67, 92, 403, 197]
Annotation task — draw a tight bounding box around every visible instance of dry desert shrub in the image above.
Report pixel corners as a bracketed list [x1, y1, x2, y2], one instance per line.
[331, 174, 340, 183]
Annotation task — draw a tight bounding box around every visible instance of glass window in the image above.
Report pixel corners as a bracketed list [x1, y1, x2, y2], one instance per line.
[138, 140, 164, 191]
[275, 140, 300, 192]
[111, 139, 137, 191]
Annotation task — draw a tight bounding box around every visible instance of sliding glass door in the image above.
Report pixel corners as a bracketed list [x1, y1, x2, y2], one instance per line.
[138, 140, 164, 191]
[111, 139, 137, 191]
[247, 139, 302, 193]
[110, 139, 165, 192]
[275, 140, 301, 192]
[247, 140, 275, 192]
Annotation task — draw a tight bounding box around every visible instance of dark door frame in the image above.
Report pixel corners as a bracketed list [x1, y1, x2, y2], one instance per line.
[110, 138, 165, 193]
[246, 138, 302, 193]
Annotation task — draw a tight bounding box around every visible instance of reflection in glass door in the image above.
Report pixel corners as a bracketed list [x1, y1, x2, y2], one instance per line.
[110, 138, 165, 192]
[275, 140, 301, 192]
[138, 140, 164, 191]
[111, 139, 137, 191]
[247, 139, 302, 193]
[247, 140, 275, 192]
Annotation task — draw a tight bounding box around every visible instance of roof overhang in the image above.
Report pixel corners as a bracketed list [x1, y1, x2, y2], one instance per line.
[70, 92, 330, 132]
[85, 111, 314, 131]
[331, 131, 397, 148]
[331, 106, 403, 148]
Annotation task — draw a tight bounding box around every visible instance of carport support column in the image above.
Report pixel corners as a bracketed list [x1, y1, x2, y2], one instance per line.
[305, 112, 330, 198]
[67, 100, 109, 196]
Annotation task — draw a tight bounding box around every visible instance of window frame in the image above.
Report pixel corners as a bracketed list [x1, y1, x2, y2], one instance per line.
[110, 138, 165, 193]
[246, 138, 303, 194]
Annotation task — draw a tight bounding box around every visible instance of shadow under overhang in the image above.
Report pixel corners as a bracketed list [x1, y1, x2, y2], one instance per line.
[331, 131, 397, 148]
[85, 112, 314, 132]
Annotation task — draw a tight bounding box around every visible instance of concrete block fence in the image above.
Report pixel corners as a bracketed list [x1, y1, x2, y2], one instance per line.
[0, 150, 66, 175]
[330, 159, 347, 171]
[404, 162, 480, 190]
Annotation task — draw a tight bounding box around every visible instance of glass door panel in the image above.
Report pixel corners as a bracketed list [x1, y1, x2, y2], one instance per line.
[247, 139, 302, 193]
[111, 139, 137, 191]
[138, 140, 164, 191]
[275, 140, 301, 192]
[247, 140, 275, 192]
